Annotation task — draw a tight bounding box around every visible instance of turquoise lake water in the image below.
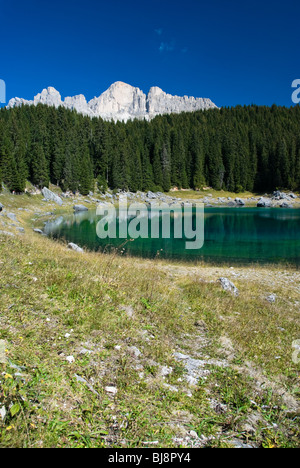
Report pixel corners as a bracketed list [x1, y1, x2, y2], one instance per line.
[44, 207, 300, 266]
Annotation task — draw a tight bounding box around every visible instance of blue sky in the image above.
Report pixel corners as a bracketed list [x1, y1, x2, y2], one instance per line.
[0, 0, 299, 108]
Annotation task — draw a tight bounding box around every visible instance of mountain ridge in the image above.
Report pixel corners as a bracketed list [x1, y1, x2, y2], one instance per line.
[7, 81, 218, 121]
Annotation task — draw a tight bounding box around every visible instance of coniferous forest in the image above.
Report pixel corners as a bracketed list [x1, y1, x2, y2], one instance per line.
[0, 103, 300, 195]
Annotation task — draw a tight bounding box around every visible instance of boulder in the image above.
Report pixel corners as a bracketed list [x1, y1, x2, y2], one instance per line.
[272, 191, 291, 201]
[73, 205, 88, 212]
[235, 198, 245, 206]
[257, 198, 272, 208]
[7, 213, 18, 222]
[266, 294, 276, 303]
[219, 277, 239, 296]
[105, 386, 118, 395]
[68, 242, 83, 253]
[146, 191, 157, 199]
[42, 187, 63, 206]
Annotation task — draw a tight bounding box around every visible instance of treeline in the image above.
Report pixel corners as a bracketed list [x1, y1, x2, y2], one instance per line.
[0, 103, 300, 195]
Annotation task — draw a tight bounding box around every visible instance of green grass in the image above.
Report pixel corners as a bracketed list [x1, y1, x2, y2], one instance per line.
[165, 189, 258, 200]
[0, 190, 299, 448]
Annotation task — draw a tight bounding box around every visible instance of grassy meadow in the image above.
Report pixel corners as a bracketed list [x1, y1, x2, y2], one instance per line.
[0, 189, 299, 448]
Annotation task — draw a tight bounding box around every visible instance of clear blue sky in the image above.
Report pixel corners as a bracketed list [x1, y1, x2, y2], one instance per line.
[1, 0, 299, 108]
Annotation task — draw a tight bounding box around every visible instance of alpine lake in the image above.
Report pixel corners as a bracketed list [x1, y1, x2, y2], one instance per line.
[44, 206, 300, 266]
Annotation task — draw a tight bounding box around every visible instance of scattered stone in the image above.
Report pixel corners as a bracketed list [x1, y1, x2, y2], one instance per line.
[219, 277, 239, 296]
[0, 230, 15, 237]
[0, 340, 7, 364]
[79, 348, 92, 355]
[0, 406, 6, 421]
[42, 187, 63, 206]
[174, 353, 209, 383]
[229, 439, 256, 449]
[266, 294, 276, 303]
[0, 203, 3, 212]
[7, 213, 18, 222]
[280, 202, 293, 208]
[66, 356, 75, 363]
[189, 430, 199, 439]
[257, 197, 272, 208]
[74, 374, 99, 396]
[163, 383, 178, 392]
[219, 336, 235, 359]
[119, 305, 134, 318]
[68, 242, 84, 253]
[105, 386, 118, 395]
[159, 366, 173, 377]
[33, 228, 44, 234]
[146, 191, 157, 199]
[128, 346, 142, 358]
[142, 441, 159, 446]
[186, 375, 198, 386]
[73, 205, 88, 212]
[209, 398, 228, 414]
[235, 198, 245, 206]
[8, 360, 25, 372]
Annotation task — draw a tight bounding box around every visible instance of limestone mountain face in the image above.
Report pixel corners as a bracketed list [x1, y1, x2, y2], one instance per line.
[7, 81, 218, 121]
[146, 86, 217, 118]
[88, 81, 147, 121]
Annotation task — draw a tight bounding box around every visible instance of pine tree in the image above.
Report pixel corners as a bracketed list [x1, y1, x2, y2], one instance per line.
[30, 142, 49, 188]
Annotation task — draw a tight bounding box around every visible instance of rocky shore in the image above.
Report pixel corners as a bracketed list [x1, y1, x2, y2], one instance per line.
[69, 189, 300, 209]
[1, 186, 298, 242]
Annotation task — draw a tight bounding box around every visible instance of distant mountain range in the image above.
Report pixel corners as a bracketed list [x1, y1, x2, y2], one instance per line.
[7, 81, 218, 121]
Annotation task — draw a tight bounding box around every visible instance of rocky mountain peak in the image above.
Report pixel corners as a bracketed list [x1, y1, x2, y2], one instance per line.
[7, 82, 218, 121]
[34, 87, 63, 107]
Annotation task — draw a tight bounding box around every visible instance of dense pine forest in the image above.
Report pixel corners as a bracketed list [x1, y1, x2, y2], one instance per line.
[0, 103, 300, 195]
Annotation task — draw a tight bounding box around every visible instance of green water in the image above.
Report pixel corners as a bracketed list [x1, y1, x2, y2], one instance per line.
[44, 207, 300, 266]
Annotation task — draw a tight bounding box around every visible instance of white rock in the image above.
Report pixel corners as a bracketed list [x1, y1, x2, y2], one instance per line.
[34, 87, 63, 107]
[219, 277, 239, 296]
[68, 242, 84, 253]
[7, 82, 218, 122]
[105, 386, 118, 395]
[266, 294, 276, 303]
[159, 366, 173, 377]
[42, 187, 63, 206]
[0, 340, 7, 364]
[147, 86, 217, 119]
[128, 346, 142, 358]
[0, 230, 15, 237]
[66, 356, 75, 363]
[0, 406, 6, 421]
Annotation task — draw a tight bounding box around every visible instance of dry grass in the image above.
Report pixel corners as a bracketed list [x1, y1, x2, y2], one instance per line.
[0, 190, 299, 448]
